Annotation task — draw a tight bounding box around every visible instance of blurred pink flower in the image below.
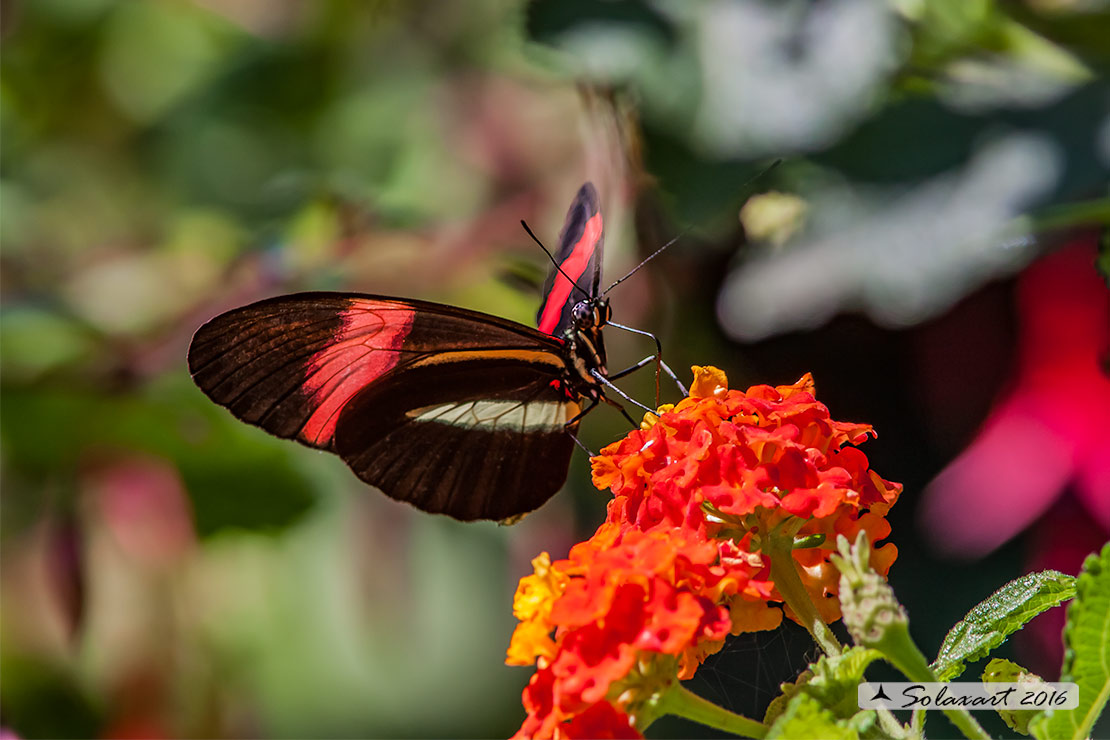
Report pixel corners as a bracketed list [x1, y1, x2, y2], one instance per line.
[920, 241, 1110, 558]
[88, 456, 195, 567]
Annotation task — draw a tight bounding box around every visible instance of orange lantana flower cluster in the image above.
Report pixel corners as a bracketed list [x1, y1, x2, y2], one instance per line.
[594, 367, 901, 624]
[507, 367, 902, 738]
[508, 524, 765, 737]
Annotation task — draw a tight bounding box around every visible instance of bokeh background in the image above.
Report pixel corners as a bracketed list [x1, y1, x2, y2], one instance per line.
[2, 1, 1108, 738]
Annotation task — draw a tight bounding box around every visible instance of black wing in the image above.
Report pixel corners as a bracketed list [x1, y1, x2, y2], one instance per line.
[536, 182, 603, 337]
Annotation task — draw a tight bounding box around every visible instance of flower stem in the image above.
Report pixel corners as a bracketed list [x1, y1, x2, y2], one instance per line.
[656, 683, 768, 738]
[876, 623, 991, 740]
[767, 532, 842, 657]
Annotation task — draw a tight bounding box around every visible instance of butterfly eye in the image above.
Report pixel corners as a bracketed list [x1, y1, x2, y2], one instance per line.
[572, 302, 591, 323]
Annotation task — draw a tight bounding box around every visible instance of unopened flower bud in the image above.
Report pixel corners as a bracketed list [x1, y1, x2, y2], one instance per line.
[834, 532, 907, 647]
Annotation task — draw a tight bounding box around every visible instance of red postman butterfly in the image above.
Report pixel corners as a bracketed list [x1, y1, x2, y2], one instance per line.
[189, 183, 681, 521]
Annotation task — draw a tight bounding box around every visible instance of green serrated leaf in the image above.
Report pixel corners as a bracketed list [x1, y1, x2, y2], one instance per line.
[764, 647, 883, 724]
[764, 667, 814, 725]
[766, 692, 859, 740]
[933, 570, 1076, 680]
[1030, 543, 1110, 740]
[983, 658, 1043, 735]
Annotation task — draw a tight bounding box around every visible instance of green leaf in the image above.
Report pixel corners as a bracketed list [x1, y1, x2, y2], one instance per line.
[933, 570, 1077, 680]
[766, 692, 859, 740]
[764, 668, 813, 726]
[1030, 543, 1110, 740]
[764, 647, 884, 725]
[982, 657, 1043, 735]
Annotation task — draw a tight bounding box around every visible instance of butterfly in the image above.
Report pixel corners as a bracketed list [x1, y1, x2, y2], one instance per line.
[188, 183, 681, 522]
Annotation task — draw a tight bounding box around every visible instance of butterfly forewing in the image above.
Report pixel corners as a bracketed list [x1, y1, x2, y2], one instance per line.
[188, 293, 381, 446]
[536, 182, 603, 337]
[189, 292, 580, 519]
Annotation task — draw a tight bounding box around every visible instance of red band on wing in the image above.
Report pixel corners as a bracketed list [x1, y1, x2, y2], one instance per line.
[537, 211, 603, 335]
[300, 300, 415, 446]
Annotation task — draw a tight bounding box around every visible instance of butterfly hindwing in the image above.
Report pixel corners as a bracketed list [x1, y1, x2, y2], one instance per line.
[334, 358, 579, 520]
[536, 182, 603, 337]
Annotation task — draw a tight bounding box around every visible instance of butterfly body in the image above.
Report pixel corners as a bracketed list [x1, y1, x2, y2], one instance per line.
[189, 183, 613, 521]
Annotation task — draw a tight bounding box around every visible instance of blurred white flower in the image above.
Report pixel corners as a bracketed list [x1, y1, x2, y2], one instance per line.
[687, 0, 904, 155]
[939, 55, 1088, 113]
[717, 133, 1062, 340]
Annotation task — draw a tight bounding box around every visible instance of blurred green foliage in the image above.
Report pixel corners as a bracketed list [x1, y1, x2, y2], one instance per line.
[1, 0, 1107, 738]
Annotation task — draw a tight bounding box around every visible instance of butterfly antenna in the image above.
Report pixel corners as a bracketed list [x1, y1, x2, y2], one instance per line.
[603, 158, 784, 295]
[603, 228, 689, 295]
[747, 157, 783, 186]
[521, 220, 589, 296]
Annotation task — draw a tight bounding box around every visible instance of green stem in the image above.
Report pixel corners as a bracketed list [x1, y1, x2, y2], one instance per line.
[877, 624, 991, 740]
[767, 532, 842, 657]
[656, 683, 768, 739]
[911, 706, 926, 736]
[1022, 196, 1110, 234]
[875, 704, 915, 739]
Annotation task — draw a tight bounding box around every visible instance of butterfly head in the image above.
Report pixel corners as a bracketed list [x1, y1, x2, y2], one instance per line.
[571, 296, 610, 330]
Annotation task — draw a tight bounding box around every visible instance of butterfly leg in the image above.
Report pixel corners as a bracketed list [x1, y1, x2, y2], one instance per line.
[605, 321, 689, 401]
[590, 369, 654, 417]
[566, 429, 597, 457]
[607, 354, 666, 408]
[608, 355, 687, 395]
[606, 354, 654, 381]
[600, 393, 641, 429]
[562, 398, 600, 456]
[566, 397, 600, 427]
